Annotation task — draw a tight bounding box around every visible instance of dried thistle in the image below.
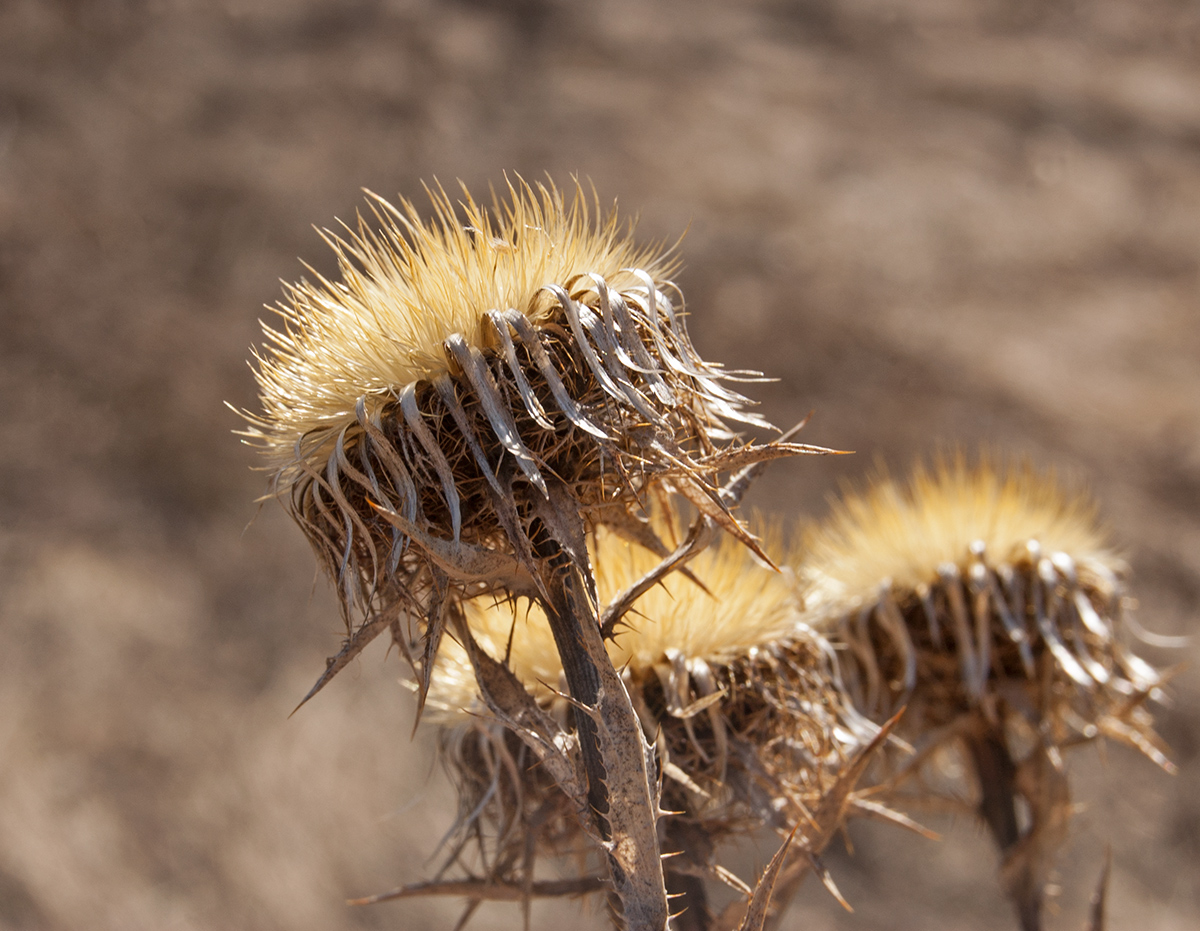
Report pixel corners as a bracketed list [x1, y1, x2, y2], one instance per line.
[405, 509, 883, 930]
[799, 453, 1171, 931]
[242, 177, 830, 929]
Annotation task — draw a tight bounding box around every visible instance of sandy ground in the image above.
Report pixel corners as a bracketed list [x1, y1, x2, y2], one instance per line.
[1, 1, 1198, 929]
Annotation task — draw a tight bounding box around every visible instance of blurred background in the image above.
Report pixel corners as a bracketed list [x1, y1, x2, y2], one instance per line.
[2, 1, 1198, 928]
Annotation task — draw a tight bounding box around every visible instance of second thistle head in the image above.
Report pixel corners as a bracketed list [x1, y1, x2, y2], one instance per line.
[800, 453, 1165, 739]
[799, 452, 1171, 928]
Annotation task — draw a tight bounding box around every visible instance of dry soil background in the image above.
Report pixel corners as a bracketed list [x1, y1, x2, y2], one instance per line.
[1, 1, 1199, 929]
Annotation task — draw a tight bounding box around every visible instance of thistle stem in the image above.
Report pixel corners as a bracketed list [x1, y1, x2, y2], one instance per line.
[964, 723, 1021, 854]
[533, 528, 669, 931]
[964, 718, 1041, 931]
[662, 821, 715, 931]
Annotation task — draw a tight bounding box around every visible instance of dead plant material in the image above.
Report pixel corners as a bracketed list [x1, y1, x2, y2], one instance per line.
[241, 177, 830, 706]
[799, 453, 1173, 930]
[242, 177, 835, 929]
[417, 513, 885, 927]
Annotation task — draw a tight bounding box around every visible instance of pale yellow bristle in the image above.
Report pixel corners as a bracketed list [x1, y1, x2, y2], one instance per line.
[425, 517, 799, 720]
[244, 177, 670, 465]
[801, 454, 1114, 614]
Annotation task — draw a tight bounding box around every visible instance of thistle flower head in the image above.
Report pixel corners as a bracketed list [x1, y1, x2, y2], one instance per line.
[800, 453, 1161, 720]
[424, 511, 866, 908]
[239, 177, 808, 650]
[800, 453, 1170, 926]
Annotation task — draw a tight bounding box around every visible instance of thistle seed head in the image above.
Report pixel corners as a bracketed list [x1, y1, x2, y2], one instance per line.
[800, 453, 1163, 737]
[423, 510, 865, 901]
[240, 178, 788, 650]
[799, 453, 1170, 924]
[802, 454, 1110, 615]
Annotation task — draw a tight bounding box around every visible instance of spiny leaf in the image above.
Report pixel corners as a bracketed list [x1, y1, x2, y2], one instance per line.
[735, 823, 798, 931]
[444, 333, 547, 496]
[502, 309, 609, 440]
[486, 310, 555, 430]
[400, 381, 462, 541]
[455, 614, 594, 833]
[414, 568, 450, 732]
[848, 797, 939, 841]
[370, 505, 535, 592]
[291, 603, 401, 715]
[550, 283, 626, 404]
[347, 875, 607, 906]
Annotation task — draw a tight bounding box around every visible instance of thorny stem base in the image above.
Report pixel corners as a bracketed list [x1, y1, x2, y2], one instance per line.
[662, 821, 714, 931]
[533, 532, 609, 831]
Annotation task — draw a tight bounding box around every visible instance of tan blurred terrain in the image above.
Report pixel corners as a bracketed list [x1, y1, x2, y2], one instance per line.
[1, 1, 1198, 929]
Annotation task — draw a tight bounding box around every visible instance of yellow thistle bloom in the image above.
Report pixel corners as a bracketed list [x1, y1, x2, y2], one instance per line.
[799, 453, 1169, 930]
